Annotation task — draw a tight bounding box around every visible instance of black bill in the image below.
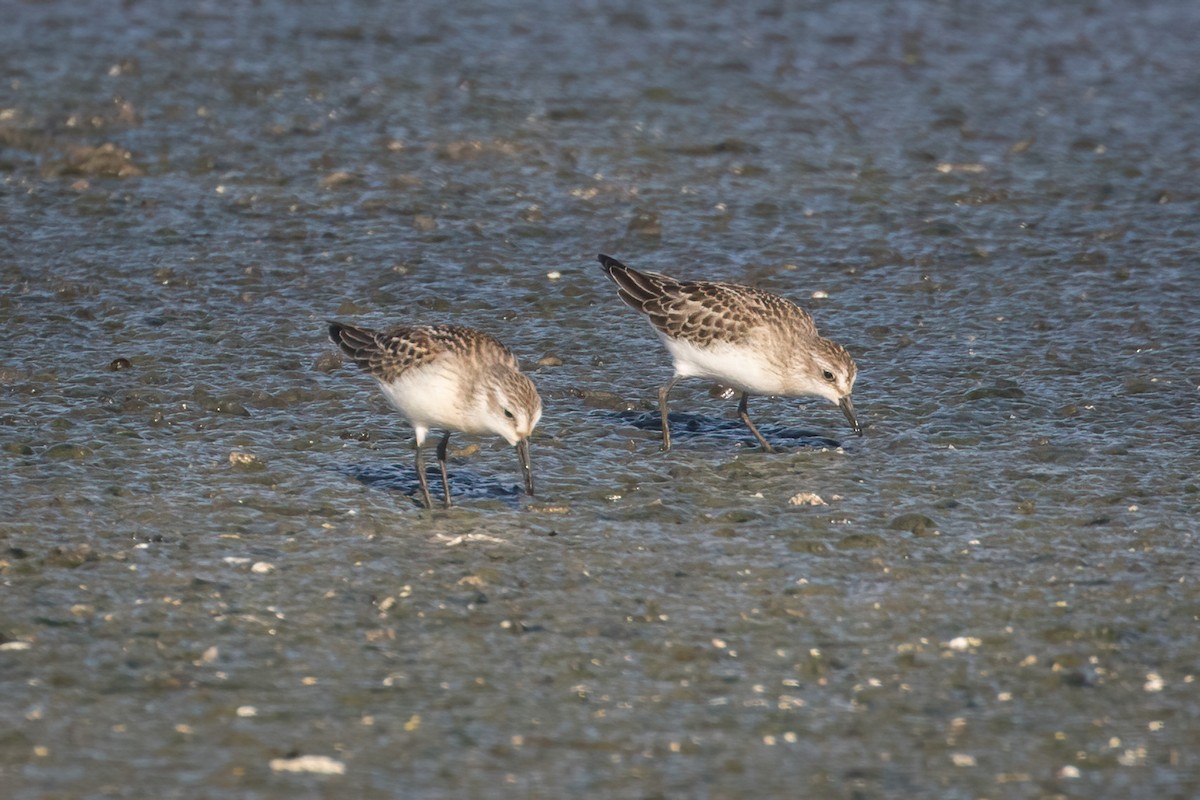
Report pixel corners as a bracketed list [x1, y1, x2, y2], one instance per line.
[516, 438, 535, 496]
[839, 395, 862, 436]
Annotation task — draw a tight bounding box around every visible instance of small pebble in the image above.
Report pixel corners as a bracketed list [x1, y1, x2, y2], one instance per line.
[708, 384, 737, 399]
[44, 443, 93, 460]
[627, 208, 662, 237]
[312, 352, 342, 373]
[109, 358, 132, 371]
[251, 562, 275, 574]
[546, 270, 561, 280]
[835, 533, 886, 550]
[319, 171, 360, 189]
[889, 512, 938, 536]
[269, 755, 345, 775]
[936, 162, 987, 174]
[436, 533, 506, 546]
[528, 504, 570, 514]
[560, 387, 631, 411]
[788, 492, 826, 506]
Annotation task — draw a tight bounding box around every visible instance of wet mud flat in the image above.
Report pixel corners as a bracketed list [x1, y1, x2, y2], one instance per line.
[3, 0, 1200, 797]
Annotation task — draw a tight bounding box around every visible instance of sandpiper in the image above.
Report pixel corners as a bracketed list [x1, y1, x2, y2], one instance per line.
[328, 321, 542, 508]
[598, 254, 860, 451]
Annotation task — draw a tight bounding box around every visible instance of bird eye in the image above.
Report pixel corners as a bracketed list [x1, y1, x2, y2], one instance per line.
[822, 370, 835, 382]
[503, 409, 514, 420]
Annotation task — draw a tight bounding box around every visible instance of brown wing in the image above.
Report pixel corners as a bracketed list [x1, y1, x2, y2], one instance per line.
[599, 254, 817, 346]
[422, 325, 521, 371]
[328, 321, 439, 380]
[328, 322, 518, 382]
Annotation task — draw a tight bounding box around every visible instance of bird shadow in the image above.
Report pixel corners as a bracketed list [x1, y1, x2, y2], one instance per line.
[337, 462, 525, 508]
[613, 410, 845, 451]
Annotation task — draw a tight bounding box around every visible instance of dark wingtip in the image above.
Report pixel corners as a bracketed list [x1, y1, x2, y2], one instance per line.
[598, 253, 625, 272]
[327, 321, 344, 344]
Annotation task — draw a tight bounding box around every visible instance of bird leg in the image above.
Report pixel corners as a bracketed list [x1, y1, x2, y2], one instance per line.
[435, 431, 453, 509]
[737, 392, 775, 452]
[414, 440, 435, 509]
[657, 376, 680, 451]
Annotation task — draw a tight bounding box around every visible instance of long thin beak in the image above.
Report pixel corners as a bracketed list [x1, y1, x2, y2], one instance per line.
[839, 395, 862, 436]
[516, 438, 534, 496]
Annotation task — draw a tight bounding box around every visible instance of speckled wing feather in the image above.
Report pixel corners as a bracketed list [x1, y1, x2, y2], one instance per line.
[599, 254, 817, 346]
[328, 322, 518, 381]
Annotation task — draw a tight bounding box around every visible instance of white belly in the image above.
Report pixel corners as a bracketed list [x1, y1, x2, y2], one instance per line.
[376, 362, 481, 440]
[660, 334, 783, 395]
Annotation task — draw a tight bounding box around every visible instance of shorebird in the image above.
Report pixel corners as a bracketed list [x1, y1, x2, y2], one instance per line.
[599, 254, 860, 451]
[328, 321, 542, 508]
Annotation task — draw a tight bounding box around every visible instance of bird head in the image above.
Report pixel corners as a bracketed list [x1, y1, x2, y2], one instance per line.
[484, 368, 542, 496]
[484, 368, 543, 446]
[800, 338, 861, 435]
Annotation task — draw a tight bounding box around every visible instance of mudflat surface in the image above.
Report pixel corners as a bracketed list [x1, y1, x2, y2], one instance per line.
[2, 1, 1199, 797]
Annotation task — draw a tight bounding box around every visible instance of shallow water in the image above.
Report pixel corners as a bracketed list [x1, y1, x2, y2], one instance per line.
[3, 0, 1200, 797]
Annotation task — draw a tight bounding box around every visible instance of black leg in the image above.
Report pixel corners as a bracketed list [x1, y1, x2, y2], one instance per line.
[657, 376, 679, 451]
[435, 431, 453, 509]
[414, 441, 434, 509]
[737, 392, 774, 452]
